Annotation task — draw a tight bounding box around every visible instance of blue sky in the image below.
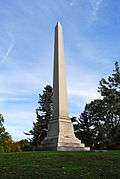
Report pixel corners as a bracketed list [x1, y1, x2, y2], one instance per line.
[0, 0, 120, 140]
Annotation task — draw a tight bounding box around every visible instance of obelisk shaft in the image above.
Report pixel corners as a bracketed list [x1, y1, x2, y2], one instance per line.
[42, 22, 90, 151]
[53, 22, 68, 120]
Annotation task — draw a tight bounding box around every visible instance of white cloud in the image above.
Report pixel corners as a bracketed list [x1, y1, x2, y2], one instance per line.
[0, 61, 51, 99]
[89, 0, 104, 23]
[5, 111, 35, 124]
[0, 32, 15, 63]
[0, 58, 52, 140]
[76, 36, 112, 67]
[66, 62, 103, 117]
[4, 110, 36, 141]
[68, 89, 101, 100]
[67, 63, 102, 104]
[1, 43, 14, 63]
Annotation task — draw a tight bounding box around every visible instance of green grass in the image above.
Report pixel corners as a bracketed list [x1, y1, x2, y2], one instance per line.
[0, 151, 120, 179]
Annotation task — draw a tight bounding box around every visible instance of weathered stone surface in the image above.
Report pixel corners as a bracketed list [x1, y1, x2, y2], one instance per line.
[42, 22, 90, 151]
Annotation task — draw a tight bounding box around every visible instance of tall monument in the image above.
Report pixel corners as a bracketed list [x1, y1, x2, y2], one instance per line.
[42, 22, 90, 151]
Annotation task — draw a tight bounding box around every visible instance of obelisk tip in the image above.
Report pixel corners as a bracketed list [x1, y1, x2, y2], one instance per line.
[56, 22, 62, 28]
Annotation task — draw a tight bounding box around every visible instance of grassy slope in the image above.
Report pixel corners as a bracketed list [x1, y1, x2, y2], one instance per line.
[0, 151, 120, 179]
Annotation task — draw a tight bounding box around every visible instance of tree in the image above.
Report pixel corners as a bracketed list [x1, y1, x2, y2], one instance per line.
[98, 61, 120, 149]
[73, 107, 95, 148]
[27, 85, 53, 146]
[98, 61, 120, 116]
[76, 62, 120, 149]
[0, 114, 12, 152]
[11, 139, 30, 152]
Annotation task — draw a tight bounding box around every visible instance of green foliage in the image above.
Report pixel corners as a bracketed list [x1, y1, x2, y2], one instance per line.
[0, 114, 5, 137]
[76, 62, 120, 149]
[73, 108, 95, 148]
[12, 139, 31, 152]
[98, 61, 120, 117]
[27, 85, 53, 146]
[38, 85, 53, 123]
[0, 114, 13, 152]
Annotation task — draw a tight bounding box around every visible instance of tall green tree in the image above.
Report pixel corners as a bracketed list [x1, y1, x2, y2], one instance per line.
[73, 107, 95, 148]
[0, 114, 12, 152]
[27, 85, 53, 146]
[76, 62, 120, 149]
[98, 61, 120, 116]
[38, 85, 53, 123]
[98, 61, 120, 149]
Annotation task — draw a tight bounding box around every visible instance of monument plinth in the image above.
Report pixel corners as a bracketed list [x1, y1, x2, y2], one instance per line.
[42, 22, 90, 151]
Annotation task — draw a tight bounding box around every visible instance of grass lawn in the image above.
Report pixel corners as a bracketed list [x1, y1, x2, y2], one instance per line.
[0, 150, 120, 179]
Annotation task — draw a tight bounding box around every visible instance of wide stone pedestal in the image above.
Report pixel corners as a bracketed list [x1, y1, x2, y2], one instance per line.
[42, 117, 90, 151]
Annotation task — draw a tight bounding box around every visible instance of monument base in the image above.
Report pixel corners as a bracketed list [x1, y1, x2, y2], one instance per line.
[41, 118, 90, 151]
[57, 146, 90, 151]
[41, 137, 90, 151]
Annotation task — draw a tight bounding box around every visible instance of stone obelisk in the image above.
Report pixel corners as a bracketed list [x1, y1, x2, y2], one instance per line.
[42, 22, 90, 151]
